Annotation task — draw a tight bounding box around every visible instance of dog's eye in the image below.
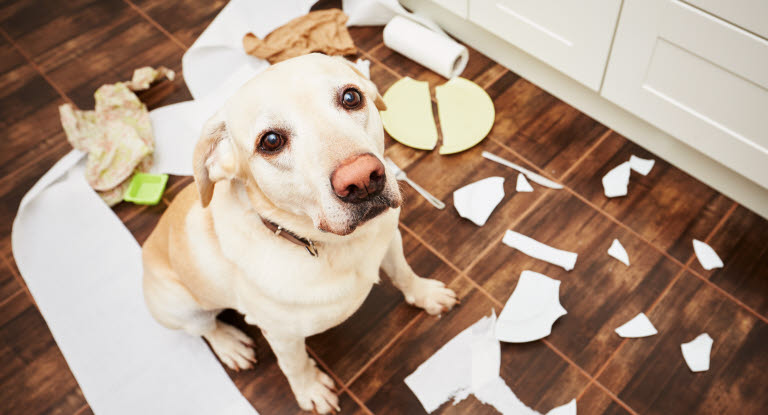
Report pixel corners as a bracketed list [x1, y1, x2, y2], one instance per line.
[341, 88, 362, 109]
[259, 132, 285, 153]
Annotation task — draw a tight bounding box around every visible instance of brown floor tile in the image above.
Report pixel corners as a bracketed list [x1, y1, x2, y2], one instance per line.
[122, 199, 168, 244]
[349, 26, 385, 53]
[130, 0, 226, 48]
[0, 257, 21, 301]
[468, 190, 683, 374]
[690, 205, 768, 317]
[577, 384, 632, 415]
[563, 132, 734, 263]
[598, 272, 768, 414]
[308, 228, 459, 383]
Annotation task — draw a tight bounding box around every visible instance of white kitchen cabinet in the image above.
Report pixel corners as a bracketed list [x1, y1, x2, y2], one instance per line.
[602, 0, 768, 187]
[432, 0, 468, 18]
[467, 0, 622, 91]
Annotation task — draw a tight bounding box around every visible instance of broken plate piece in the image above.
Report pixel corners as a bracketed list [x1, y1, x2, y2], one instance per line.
[546, 399, 577, 415]
[602, 161, 631, 198]
[629, 155, 655, 176]
[453, 177, 505, 226]
[692, 239, 723, 270]
[681, 333, 713, 372]
[436, 77, 495, 155]
[607, 238, 630, 266]
[502, 230, 578, 271]
[516, 173, 533, 192]
[482, 151, 563, 189]
[380, 77, 438, 150]
[496, 271, 567, 343]
[615, 313, 657, 338]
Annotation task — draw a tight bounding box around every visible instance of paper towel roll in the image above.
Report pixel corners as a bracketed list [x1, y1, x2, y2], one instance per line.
[383, 16, 468, 79]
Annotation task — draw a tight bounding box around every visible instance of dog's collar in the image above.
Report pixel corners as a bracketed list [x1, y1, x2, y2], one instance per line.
[260, 217, 319, 257]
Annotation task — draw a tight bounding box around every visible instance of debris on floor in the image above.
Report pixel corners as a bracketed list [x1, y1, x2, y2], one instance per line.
[496, 271, 567, 343]
[629, 155, 655, 176]
[453, 177, 505, 226]
[615, 313, 657, 338]
[353, 58, 371, 79]
[502, 230, 578, 271]
[607, 238, 630, 266]
[516, 173, 534, 192]
[602, 161, 631, 198]
[692, 239, 724, 270]
[546, 399, 577, 415]
[436, 78, 495, 154]
[381, 77, 439, 150]
[681, 333, 713, 372]
[483, 151, 563, 189]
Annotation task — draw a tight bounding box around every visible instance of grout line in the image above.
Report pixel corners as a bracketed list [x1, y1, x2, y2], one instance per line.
[367, 43, 385, 57]
[686, 271, 768, 323]
[122, 0, 189, 51]
[398, 224, 462, 274]
[73, 404, 90, 415]
[558, 129, 613, 181]
[703, 201, 738, 244]
[0, 289, 24, 310]
[480, 66, 510, 90]
[306, 346, 346, 391]
[359, 49, 403, 80]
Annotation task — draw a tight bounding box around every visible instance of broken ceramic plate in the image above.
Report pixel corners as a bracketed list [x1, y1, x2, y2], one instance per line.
[502, 230, 578, 271]
[436, 77, 495, 155]
[602, 161, 631, 198]
[629, 155, 655, 175]
[681, 333, 713, 372]
[380, 77, 438, 150]
[615, 313, 657, 338]
[546, 399, 577, 415]
[692, 239, 723, 270]
[453, 177, 505, 226]
[607, 238, 630, 266]
[516, 173, 533, 192]
[496, 271, 567, 343]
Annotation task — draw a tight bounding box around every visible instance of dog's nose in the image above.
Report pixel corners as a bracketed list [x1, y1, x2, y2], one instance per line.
[331, 153, 386, 203]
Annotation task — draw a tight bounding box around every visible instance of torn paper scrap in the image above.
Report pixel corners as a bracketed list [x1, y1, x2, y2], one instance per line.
[681, 333, 713, 372]
[453, 177, 505, 226]
[607, 238, 630, 266]
[496, 271, 567, 343]
[380, 77, 438, 150]
[353, 58, 370, 79]
[502, 230, 578, 271]
[693, 239, 724, 270]
[629, 155, 655, 176]
[125, 66, 174, 91]
[516, 173, 534, 192]
[474, 376, 540, 415]
[615, 313, 657, 338]
[546, 399, 577, 415]
[471, 311, 500, 391]
[436, 78, 495, 155]
[602, 161, 631, 198]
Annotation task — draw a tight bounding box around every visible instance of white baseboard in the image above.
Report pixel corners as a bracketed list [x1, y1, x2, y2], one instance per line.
[402, 0, 768, 219]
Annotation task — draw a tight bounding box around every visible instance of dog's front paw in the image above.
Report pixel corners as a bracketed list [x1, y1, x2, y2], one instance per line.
[292, 361, 340, 414]
[404, 277, 459, 316]
[204, 322, 257, 371]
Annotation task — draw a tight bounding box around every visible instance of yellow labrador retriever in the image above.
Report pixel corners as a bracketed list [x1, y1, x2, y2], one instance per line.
[142, 53, 458, 413]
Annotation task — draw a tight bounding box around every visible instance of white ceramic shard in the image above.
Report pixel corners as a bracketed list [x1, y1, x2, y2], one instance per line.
[629, 155, 655, 175]
[516, 173, 534, 192]
[502, 230, 578, 271]
[602, 161, 631, 198]
[681, 333, 713, 372]
[453, 177, 505, 226]
[693, 239, 724, 270]
[546, 399, 577, 415]
[615, 313, 657, 338]
[353, 58, 370, 79]
[496, 271, 567, 343]
[607, 238, 630, 266]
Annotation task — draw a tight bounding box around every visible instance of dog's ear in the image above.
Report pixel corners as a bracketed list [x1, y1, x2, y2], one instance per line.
[193, 111, 240, 208]
[338, 57, 387, 111]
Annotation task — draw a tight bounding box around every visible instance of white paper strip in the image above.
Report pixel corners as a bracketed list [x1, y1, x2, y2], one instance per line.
[453, 177, 505, 226]
[681, 333, 713, 372]
[474, 376, 540, 415]
[607, 238, 630, 266]
[692, 239, 724, 270]
[502, 230, 578, 271]
[602, 161, 630, 198]
[629, 155, 655, 176]
[546, 399, 577, 415]
[615, 313, 657, 338]
[496, 271, 567, 343]
[516, 173, 534, 192]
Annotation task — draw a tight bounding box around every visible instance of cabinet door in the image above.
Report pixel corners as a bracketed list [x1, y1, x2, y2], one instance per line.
[602, 0, 768, 188]
[468, 0, 622, 91]
[433, 0, 468, 18]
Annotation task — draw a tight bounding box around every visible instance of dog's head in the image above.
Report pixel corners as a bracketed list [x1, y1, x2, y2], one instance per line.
[193, 53, 402, 236]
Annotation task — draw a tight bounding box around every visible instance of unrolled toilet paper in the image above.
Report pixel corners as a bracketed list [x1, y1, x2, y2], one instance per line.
[383, 16, 468, 79]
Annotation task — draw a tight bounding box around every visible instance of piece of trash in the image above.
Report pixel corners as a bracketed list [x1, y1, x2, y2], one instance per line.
[615, 313, 657, 338]
[629, 155, 655, 176]
[516, 173, 533, 192]
[381, 77, 438, 150]
[496, 271, 567, 343]
[607, 238, 630, 266]
[473, 376, 540, 415]
[385, 157, 445, 209]
[681, 333, 713, 372]
[471, 311, 500, 391]
[546, 399, 577, 415]
[453, 177, 505, 226]
[602, 161, 631, 198]
[502, 230, 578, 271]
[436, 78, 495, 155]
[123, 173, 169, 205]
[692, 239, 723, 270]
[353, 58, 370, 79]
[482, 151, 563, 189]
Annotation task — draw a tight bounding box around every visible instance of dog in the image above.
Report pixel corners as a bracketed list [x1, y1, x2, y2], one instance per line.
[142, 53, 458, 413]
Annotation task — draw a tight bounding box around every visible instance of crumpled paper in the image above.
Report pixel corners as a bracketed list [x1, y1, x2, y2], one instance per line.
[59, 66, 174, 205]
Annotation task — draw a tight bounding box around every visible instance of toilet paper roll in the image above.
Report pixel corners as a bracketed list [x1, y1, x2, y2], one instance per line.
[383, 16, 468, 79]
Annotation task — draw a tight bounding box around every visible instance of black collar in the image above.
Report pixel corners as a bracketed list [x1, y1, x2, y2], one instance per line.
[260, 217, 319, 257]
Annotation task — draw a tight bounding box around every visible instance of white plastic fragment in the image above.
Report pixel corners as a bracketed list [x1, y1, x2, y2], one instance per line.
[502, 230, 578, 271]
[516, 173, 534, 192]
[615, 313, 657, 338]
[496, 271, 567, 343]
[692, 239, 724, 270]
[546, 399, 577, 415]
[607, 238, 630, 266]
[602, 161, 631, 198]
[681, 333, 713, 372]
[353, 58, 371, 79]
[453, 177, 505, 226]
[629, 155, 655, 176]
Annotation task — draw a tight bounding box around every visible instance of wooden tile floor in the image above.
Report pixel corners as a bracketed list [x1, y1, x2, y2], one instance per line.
[0, 1, 766, 414]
